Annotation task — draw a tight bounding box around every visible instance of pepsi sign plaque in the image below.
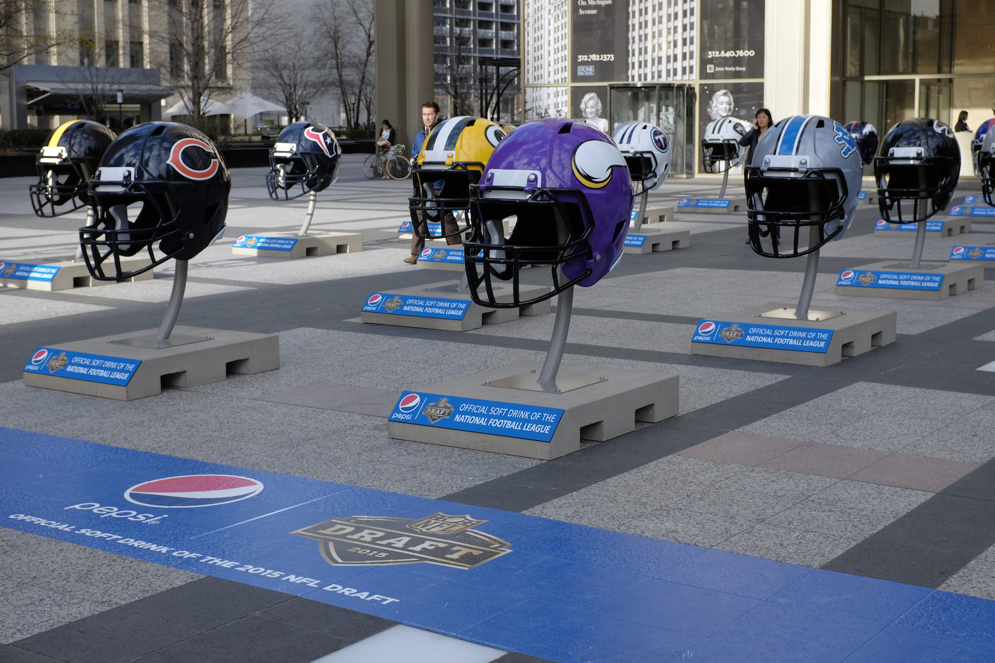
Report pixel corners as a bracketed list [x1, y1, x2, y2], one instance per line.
[692, 320, 833, 354]
[23, 347, 140, 386]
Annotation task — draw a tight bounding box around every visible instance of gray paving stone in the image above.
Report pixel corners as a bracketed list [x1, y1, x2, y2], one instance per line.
[714, 522, 856, 567]
[940, 542, 995, 601]
[620, 507, 757, 548]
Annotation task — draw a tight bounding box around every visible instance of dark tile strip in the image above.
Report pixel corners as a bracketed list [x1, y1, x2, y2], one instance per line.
[823, 460, 995, 588]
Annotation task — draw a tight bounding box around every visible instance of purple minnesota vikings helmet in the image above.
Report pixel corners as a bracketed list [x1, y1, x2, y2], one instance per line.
[464, 118, 633, 308]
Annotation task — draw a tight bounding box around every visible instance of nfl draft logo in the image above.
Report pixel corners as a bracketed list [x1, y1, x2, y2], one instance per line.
[839, 270, 856, 284]
[952, 247, 966, 259]
[30, 348, 49, 366]
[696, 321, 718, 340]
[397, 393, 421, 413]
[366, 293, 383, 308]
[125, 475, 264, 508]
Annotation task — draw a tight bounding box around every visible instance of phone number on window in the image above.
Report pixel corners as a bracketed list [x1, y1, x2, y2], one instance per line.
[577, 54, 615, 62]
[707, 50, 756, 58]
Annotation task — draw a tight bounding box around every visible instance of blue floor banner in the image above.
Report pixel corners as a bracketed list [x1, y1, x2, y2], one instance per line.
[951, 246, 995, 261]
[22, 348, 140, 386]
[388, 392, 563, 442]
[363, 293, 470, 320]
[0, 261, 60, 282]
[4, 428, 994, 662]
[678, 198, 730, 209]
[837, 269, 943, 291]
[232, 236, 297, 251]
[692, 320, 833, 354]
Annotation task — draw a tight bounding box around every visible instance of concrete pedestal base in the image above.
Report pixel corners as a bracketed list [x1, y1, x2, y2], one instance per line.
[0, 255, 152, 291]
[22, 326, 280, 400]
[232, 231, 362, 259]
[623, 227, 691, 254]
[836, 261, 984, 300]
[361, 281, 550, 331]
[691, 305, 896, 367]
[873, 220, 970, 237]
[677, 197, 747, 213]
[636, 205, 676, 226]
[388, 362, 679, 459]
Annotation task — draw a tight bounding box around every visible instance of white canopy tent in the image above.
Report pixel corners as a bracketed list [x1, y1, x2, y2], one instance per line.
[162, 97, 230, 118]
[223, 91, 286, 119]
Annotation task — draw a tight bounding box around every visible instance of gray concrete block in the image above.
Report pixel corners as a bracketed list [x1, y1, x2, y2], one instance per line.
[632, 205, 676, 226]
[0, 255, 153, 291]
[836, 260, 984, 300]
[691, 304, 897, 367]
[873, 220, 970, 237]
[388, 361, 679, 460]
[23, 326, 280, 400]
[231, 231, 362, 258]
[622, 227, 691, 255]
[361, 280, 550, 332]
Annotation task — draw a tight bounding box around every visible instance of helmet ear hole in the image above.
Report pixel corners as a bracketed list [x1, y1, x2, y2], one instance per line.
[203, 203, 219, 226]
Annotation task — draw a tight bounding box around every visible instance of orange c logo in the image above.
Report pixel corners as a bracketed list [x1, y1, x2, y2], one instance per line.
[167, 138, 219, 180]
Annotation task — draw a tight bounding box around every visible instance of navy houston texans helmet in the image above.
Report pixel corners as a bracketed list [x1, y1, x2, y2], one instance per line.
[875, 118, 960, 224]
[745, 115, 863, 258]
[30, 120, 116, 217]
[464, 118, 633, 308]
[972, 118, 995, 178]
[266, 122, 340, 200]
[701, 117, 747, 173]
[611, 121, 672, 191]
[80, 122, 230, 280]
[844, 121, 879, 166]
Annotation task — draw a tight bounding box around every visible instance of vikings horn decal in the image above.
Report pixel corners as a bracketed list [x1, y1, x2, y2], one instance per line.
[167, 138, 219, 180]
[485, 124, 506, 147]
[572, 140, 627, 189]
[304, 126, 331, 157]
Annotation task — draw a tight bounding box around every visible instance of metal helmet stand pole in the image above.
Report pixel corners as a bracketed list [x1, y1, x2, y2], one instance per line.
[455, 270, 470, 294]
[537, 285, 574, 389]
[794, 226, 825, 320]
[632, 187, 648, 232]
[153, 259, 188, 347]
[298, 190, 318, 237]
[73, 207, 95, 261]
[719, 163, 730, 199]
[909, 198, 927, 269]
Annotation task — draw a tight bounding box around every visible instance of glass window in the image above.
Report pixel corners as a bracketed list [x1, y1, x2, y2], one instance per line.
[105, 40, 119, 67]
[129, 41, 143, 68]
[953, 0, 995, 74]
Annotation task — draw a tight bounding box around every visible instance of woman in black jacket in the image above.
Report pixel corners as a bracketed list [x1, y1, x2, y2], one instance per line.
[377, 120, 397, 155]
[740, 108, 774, 243]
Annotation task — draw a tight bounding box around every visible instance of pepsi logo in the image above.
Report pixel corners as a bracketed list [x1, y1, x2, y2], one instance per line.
[420, 248, 432, 258]
[30, 348, 49, 366]
[398, 393, 421, 413]
[875, 220, 886, 228]
[952, 247, 966, 257]
[680, 198, 688, 204]
[697, 321, 716, 336]
[840, 270, 855, 282]
[124, 474, 263, 508]
[952, 206, 961, 213]
[966, 196, 976, 203]
[237, 235, 247, 243]
[367, 293, 383, 307]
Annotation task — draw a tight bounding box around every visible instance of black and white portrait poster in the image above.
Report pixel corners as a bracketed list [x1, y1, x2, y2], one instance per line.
[698, 82, 765, 171]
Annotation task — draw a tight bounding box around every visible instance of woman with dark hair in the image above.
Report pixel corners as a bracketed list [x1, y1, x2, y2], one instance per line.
[955, 110, 970, 132]
[739, 108, 774, 243]
[377, 119, 397, 155]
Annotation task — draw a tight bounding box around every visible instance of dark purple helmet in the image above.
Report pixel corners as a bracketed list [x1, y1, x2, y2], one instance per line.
[874, 118, 960, 224]
[80, 122, 230, 281]
[464, 118, 633, 308]
[844, 121, 879, 166]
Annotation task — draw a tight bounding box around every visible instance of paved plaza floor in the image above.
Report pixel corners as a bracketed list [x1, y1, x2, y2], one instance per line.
[2, 155, 995, 662]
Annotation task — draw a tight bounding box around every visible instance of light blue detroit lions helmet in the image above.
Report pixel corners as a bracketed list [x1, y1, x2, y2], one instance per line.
[745, 115, 863, 258]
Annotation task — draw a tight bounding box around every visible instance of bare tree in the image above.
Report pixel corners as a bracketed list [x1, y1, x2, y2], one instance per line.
[146, 0, 283, 128]
[258, 36, 329, 123]
[313, 0, 375, 131]
[437, 24, 476, 116]
[57, 57, 128, 124]
[0, 0, 68, 76]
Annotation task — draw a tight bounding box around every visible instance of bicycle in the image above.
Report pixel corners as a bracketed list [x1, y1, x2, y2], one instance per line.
[364, 144, 411, 180]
